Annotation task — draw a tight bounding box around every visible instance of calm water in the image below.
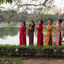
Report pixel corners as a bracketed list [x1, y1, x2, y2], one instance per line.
[0, 27, 64, 46]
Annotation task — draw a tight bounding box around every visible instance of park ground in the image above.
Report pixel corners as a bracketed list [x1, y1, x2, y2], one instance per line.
[0, 57, 64, 64]
[22, 57, 64, 64]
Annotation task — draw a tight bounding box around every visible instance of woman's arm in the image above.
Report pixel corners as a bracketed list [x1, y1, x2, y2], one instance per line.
[47, 25, 53, 31]
[29, 26, 35, 32]
[56, 25, 62, 31]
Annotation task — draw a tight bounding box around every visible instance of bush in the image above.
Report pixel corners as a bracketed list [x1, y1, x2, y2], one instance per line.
[0, 45, 64, 57]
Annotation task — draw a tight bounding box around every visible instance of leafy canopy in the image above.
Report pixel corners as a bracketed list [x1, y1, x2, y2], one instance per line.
[0, 0, 13, 4]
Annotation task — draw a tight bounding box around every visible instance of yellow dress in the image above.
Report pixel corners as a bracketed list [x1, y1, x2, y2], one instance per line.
[44, 25, 53, 46]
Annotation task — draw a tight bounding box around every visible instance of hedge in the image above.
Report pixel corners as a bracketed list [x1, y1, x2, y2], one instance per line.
[0, 45, 64, 57]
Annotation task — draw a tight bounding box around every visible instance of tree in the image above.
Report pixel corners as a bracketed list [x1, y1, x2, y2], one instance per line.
[4, 10, 18, 23]
[0, 10, 18, 23]
[0, 0, 12, 4]
[0, 0, 54, 13]
[15, 0, 54, 13]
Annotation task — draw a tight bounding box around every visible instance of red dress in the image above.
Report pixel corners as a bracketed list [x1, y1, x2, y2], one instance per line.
[19, 25, 26, 45]
[37, 25, 43, 46]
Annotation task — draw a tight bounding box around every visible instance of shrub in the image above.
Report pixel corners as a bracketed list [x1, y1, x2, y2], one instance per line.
[0, 45, 64, 57]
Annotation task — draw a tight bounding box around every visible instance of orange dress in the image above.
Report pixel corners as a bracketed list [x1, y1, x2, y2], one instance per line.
[44, 25, 53, 46]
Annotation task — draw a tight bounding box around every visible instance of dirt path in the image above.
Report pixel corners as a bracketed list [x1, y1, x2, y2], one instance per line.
[22, 58, 64, 64]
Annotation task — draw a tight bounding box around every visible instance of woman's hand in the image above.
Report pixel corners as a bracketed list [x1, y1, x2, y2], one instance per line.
[29, 27, 31, 29]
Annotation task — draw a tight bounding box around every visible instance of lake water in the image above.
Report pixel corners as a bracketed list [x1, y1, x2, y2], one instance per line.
[0, 26, 64, 46]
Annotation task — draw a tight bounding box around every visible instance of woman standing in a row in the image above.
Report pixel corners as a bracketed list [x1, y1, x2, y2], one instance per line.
[56, 19, 63, 46]
[44, 19, 53, 46]
[37, 20, 43, 46]
[19, 21, 26, 45]
[28, 20, 35, 45]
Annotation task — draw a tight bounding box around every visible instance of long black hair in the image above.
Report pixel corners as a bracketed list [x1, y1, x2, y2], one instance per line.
[48, 18, 53, 24]
[29, 20, 35, 28]
[58, 19, 62, 23]
[30, 20, 35, 26]
[22, 20, 26, 26]
[39, 19, 43, 24]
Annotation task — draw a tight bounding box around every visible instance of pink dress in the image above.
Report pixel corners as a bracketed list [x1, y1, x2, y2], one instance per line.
[56, 23, 62, 46]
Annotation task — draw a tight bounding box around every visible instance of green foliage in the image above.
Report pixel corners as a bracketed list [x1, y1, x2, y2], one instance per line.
[0, 0, 12, 4]
[0, 45, 64, 57]
[0, 10, 64, 25]
[0, 10, 18, 23]
[0, 10, 57, 23]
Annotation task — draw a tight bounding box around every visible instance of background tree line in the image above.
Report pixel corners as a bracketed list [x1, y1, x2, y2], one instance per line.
[0, 10, 63, 24]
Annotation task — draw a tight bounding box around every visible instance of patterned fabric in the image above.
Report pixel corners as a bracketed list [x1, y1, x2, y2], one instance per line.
[44, 25, 53, 46]
[56, 23, 62, 46]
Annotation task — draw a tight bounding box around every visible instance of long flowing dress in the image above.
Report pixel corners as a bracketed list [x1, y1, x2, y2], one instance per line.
[37, 25, 43, 46]
[28, 25, 35, 45]
[19, 25, 26, 45]
[45, 25, 53, 46]
[56, 23, 62, 46]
